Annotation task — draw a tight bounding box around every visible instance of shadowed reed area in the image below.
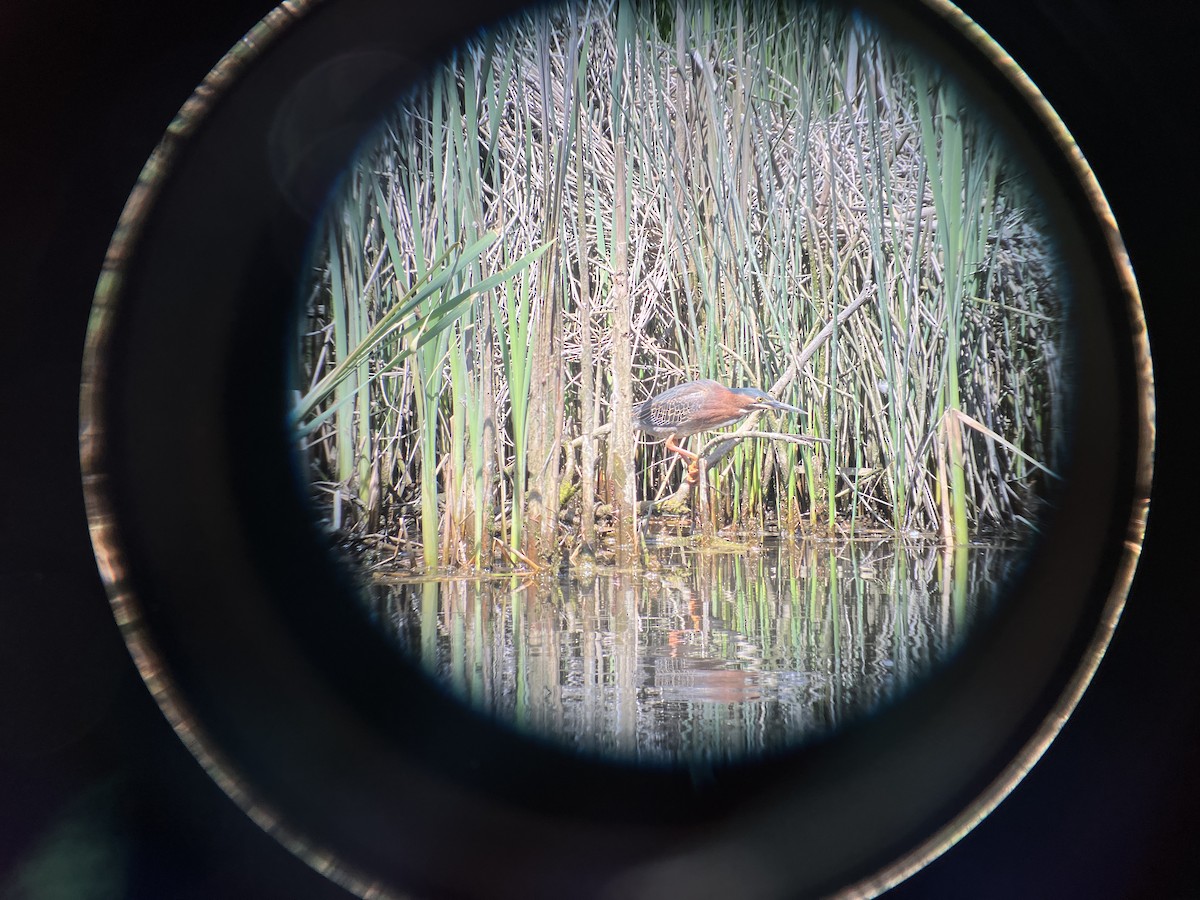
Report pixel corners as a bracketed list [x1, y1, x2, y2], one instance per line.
[294, 0, 1066, 572]
[364, 536, 1017, 763]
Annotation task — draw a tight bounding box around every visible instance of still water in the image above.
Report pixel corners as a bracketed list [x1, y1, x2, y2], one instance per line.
[365, 537, 1022, 765]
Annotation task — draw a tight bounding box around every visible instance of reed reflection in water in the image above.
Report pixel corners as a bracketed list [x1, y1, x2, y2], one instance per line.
[366, 538, 1020, 765]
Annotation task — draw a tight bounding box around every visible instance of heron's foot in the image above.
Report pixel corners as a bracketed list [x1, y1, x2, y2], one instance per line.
[686, 460, 700, 484]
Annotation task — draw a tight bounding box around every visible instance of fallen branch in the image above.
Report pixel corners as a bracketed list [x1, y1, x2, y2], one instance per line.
[702, 430, 829, 453]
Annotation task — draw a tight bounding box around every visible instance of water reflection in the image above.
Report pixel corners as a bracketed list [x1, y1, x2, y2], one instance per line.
[366, 537, 1020, 765]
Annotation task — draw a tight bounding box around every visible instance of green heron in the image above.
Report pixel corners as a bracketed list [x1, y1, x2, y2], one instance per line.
[633, 379, 803, 484]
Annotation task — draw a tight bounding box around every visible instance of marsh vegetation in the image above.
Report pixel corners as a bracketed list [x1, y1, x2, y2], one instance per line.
[294, 0, 1065, 573]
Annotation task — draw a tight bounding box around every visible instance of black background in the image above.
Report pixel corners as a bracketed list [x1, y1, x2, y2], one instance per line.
[0, 0, 1192, 897]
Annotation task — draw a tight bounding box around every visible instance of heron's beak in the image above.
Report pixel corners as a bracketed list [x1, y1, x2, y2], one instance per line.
[760, 399, 804, 415]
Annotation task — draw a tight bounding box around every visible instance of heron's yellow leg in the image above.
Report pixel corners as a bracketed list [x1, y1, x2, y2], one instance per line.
[665, 435, 701, 484]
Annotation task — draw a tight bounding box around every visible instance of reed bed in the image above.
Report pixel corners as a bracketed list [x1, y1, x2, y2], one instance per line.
[295, 0, 1065, 569]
